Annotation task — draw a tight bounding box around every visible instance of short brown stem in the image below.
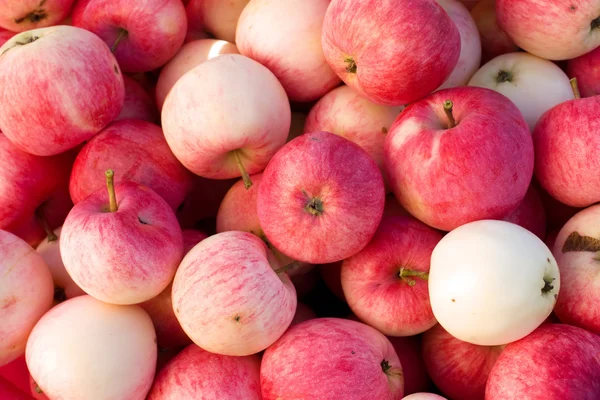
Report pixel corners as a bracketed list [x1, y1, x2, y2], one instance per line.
[443, 100, 456, 128]
[570, 78, 581, 99]
[233, 151, 252, 189]
[274, 260, 300, 275]
[35, 207, 57, 242]
[111, 29, 128, 53]
[105, 169, 118, 212]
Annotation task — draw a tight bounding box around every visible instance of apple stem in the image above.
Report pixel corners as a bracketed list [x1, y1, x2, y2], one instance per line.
[35, 207, 57, 242]
[399, 268, 429, 286]
[570, 78, 581, 99]
[111, 29, 128, 53]
[105, 169, 118, 212]
[443, 100, 456, 128]
[274, 260, 300, 275]
[233, 151, 253, 190]
[33, 381, 43, 394]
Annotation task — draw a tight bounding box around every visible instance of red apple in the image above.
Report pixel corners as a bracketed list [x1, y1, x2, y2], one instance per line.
[388, 335, 432, 396]
[0, 0, 74, 32]
[182, 228, 208, 253]
[567, 46, 600, 97]
[258, 131, 385, 264]
[0, 26, 124, 156]
[502, 185, 546, 240]
[471, 0, 519, 63]
[321, 0, 461, 106]
[72, 0, 187, 73]
[183, 1, 210, 43]
[185, 0, 249, 43]
[261, 318, 404, 399]
[384, 86, 533, 231]
[485, 323, 600, 399]
[116, 75, 158, 123]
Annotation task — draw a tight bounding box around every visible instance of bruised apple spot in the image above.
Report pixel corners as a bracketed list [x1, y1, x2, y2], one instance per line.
[14, 0, 48, 24]
[233, 314, 241, 322]
[561, 231, 600, 253]
[138, 216, 149, 225]
[344, 56, 357, 74]
[381, 127, 388, 134]
[451, 298, 456, 302]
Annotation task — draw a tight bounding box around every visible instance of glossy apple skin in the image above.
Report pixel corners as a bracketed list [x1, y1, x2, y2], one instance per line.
[471, 0, 519, 63]
[502, 185, 546, 240]
[322, 0, 460, 106]
[496, 0, 600, 60]
[384, 87, 533, 231]
[0, 231, 53, 367]
[116, 76, 158, 123]
[70, 119, 194, 211]
[422, 324, 503, 400]
[172, 231, 297, 356]
[387, 335, 431, 396]
[258, 131, 385, 264]
[0, 26, 124, 156]
[468, 52, 574, 130]
[148, 344, 261, 399]
[486, 324, 600, 399]
[236, 0, 340, 102]
[0, 0, 75, 32]
[567, 46, 600, 97]
[186, 0, 248, 43]
[26, 296, 157, 400]
[61, 182, 184, 305]
[261, 318, 404, 400]
[72, 0, 187, 73]
[533, 96, 600, 207]
[341, 215, 443, 336]
[155, 38, 239, 110]
[162, 54, 291, 179]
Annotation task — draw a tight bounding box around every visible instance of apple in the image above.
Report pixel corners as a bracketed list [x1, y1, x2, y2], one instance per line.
[502, 185, 546, 240]
[567, 46, 600, 97]
[290, 302, 317, 326]
[182, 228, 208, 253]
[186, 0, 249, 43]
[26, 295, 157, 400]
[384, 86, 533, 232]
[0, 376, 32, 400]
[69, 119, 194, 212]
[0, 27, 14, 47]
[0, 231, 53, 367]
[155, 38, 239, 110]
[261, 318, 404, 399]
[341, 215, 443, 336]
[403, 394, 447, 400]
[0, 0, 74, 32]
[183, 1, 210, 43]
[387, 335, 431, 396]
[495, 0, 600, 60]
[161, 54, 291, 188]
[116, 75, 158, 123]
[172, 231, 297, 356]
[471, 0, 519, 63]
[429, 220, 559, 346]
[61, 173, 184, 305]
[468, 52, 574, 130]
[533, 80, 600, 207]
[0, 25, 124, 156]
[422, 323, 504, 400]
[534, 182, 583, 231]
[321, 0, 461, 106]
[236, 0, 340, 102]
[485, 323, 600, 399]
[72, 0, 187, 73]
[258, 131, 385, 264]
[551, 204, 600, 334]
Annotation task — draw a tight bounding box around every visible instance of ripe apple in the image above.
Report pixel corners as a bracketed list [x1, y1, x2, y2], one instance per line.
[172, 231, 297, 356]
[26, 295, 157, 400]
[186, 0, 249, 43]
[502, 185, 546, 240]
[495, 0, 600, 60]
[236, 0, 341, 102]
[387, 335, 431, 396]
[69, 119, 194, 212]
[257, 131, 385, 264]
[155, 38, 239, 110]
[261, 318, 404, 399]
[471, 0, 519, 63]
[403, 394, 447, 400]
[341, 215, 443, 336]
[486, 323, 600, 399]
[567, 46, 600, 97]
[322, 0, 461, 106]
[468, 52, 574, 130]
[384, 86, 533, 231]
[0, 0, 74, 32]
[61, 174, 184, 305]
[429, 220, 559, 346]
[116, 76, 158, 123]
[162, 54, 291, 188]
[72, 0, 187, 73]
[0, 26, 124, 156]
[148, 344, 261, 399]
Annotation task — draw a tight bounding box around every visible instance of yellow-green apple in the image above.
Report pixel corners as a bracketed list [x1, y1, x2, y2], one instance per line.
[551, 205, 600, 334]
[148, 344, 261, 399]
[260, 318, 404, 399]
[0, 26, 124, 156]
[72, 0, 187, 73]
[69, 119, 194, 212]
[387, 335, 431, 395]
[567, 46, 600, 97]
[0, 231, 53, 367]
[422, 324, 504, 400]
[304, 85, 403, 190]
[429, 220, 559, 346]
[485, 324, 600, 399]
[236, 0, 340, 102]
[0, 376, 32, 400]
[26, 295, 157, 400]
[384, 87, 533, 231]
[404, 394, 447, 400]
[0, 0, 74, 32]
[501, 185, 546, 240]
[186, 0, 249, 43]
[60, 175, 184, 305]
[533, 84, 600, 207]
[471, 0, 519, 63]
[116, 76, 158, 123]
[257, 131, 385, 264]
[321, 0, 461, 106]
[155, 38, 239, 110]
[0, 27, 14, 46]
[468, 52, 574, 130]
[162, 54, 291, 188]
[341, 215, 443, 336]
[495, 0, 600, 60]
[172, 231, 297, 356]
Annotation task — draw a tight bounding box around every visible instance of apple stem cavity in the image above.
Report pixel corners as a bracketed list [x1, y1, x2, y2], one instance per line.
[274, 260, 300, 275]
[14, 0, 48, 24]
[111, 29, 128, 53]
[496, 70, 513, 83]
[398, 267, 429, 286]
[233, 150, 253, 189]
[105, 169, 118, 212]
[344, 56, 357, 74]
[542, 277, 555, 295]
[35, 207, 57, 242]
[304, 197, 324, 216]
[570, 78, 581, 99]
[443, 100, 457, 129]
[592, 15, 600, 30]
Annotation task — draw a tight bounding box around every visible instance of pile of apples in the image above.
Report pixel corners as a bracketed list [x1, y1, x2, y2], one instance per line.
[1, 0, 600, 399]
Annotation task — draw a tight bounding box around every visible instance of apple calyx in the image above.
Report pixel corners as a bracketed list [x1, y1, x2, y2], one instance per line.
[14, 0, 48, 24]
[443, 100, 457, 129]
[541, 276, 556, 295]
[111, 28, 128, 53]
[570, 77, 581, 99]
[496, 70, 513, 83]
[380, 359, 403, 379]
[105, 169, 118, 212]
[344, 56, 357, 74]
[591, 15, 600, 30]
[304, 197, 324, 216]
[35, 206, 57, 242]
[398, 267, 429, 286]
[233, 150, 253, 189]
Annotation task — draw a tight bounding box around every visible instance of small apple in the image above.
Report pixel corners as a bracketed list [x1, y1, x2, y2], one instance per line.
[403, 394, 447, 400]
[567, 46, 600, 97]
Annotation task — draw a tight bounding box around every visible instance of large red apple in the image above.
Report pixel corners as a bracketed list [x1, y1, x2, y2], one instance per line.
[0, 0, 74, 32]
[567, 46, 600, 97]
[471, 0, 519, 63]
